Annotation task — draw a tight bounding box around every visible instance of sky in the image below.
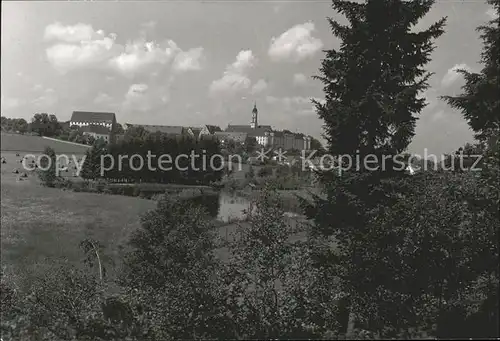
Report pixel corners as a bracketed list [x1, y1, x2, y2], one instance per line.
[1, 0, 497, 156]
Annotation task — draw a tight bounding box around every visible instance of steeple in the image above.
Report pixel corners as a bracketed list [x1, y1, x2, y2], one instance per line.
[251, 102, 258, 129]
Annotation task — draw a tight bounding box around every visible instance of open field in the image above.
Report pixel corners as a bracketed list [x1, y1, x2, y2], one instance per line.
[1, 168, 155, 287]
[1, 132, 309, 288]
[1, 132, 91, 154]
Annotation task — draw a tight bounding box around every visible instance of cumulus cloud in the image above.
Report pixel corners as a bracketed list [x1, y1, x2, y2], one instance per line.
[268, 22, 323, 62]
[44, 22, 100, 42]
[123, 83, 169, 112]
[209, 50, 256, 96]
[45, 24, 118, 72]
[293, 73, 308, 86]
[441, 63, 471, 87]
[109, 39, 173, 75]
[251, 79, 268, 94]
[44, 22, 204, 76]
[172, 47, 204, 72]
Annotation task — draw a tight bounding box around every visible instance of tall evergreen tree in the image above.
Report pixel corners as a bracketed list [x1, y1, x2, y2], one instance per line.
[306, 0, 446, 336]
[441, 2, 499, 337]
[442, 0, 499, 145]
[314, 0, 445, 158]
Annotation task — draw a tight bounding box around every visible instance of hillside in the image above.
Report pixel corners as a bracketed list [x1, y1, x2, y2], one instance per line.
[0, 133, 90, 154]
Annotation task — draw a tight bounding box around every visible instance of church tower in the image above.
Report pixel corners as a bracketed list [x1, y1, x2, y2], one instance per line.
[250, 102, 258, 129]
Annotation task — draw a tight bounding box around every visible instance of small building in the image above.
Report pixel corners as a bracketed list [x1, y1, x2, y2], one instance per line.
[80, 125, 112, 143]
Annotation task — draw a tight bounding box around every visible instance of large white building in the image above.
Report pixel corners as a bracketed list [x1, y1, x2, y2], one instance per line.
[225, 103, 312, 151]
[69, 111, 116, 130]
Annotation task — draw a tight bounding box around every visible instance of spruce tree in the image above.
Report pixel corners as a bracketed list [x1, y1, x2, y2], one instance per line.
[307, 0, 446, 336]
[442, 2, 499, 337]
[442, 0, 499, 145]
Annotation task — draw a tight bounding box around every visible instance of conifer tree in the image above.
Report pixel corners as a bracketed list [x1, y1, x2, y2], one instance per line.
[306, 0, 446, 336]
[442, 0, 499, 145]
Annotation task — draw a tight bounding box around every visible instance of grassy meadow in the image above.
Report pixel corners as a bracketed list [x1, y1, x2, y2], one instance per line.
[1, 133, 309, 288]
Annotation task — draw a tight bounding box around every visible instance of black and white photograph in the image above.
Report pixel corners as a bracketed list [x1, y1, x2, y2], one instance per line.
[1, 0, 499, 339]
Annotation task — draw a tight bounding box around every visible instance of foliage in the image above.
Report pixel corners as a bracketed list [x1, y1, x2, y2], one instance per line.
[307, 0, 449, 337]
[313, 0, 445, 157]
[1, 117, 28, 133]
[441, 0, 499, 143]
[226, 185, 340, 338]
[37, 146, 58, 187]
[245, 165, 255, 179]
[244, 136, 259, 153]
[30, 113, 61, 137]
[82, 132, 222, 185]
[119, 195, 233, 339]
[257, 165, 273, 177]
[81, 139, 108, 180]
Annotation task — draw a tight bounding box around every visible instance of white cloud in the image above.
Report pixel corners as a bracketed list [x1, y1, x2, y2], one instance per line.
[293, 73, 308, 86]
[229, 50, 256, 73]
[109, 39, 173, 75]
[209, 50, 256, 96]
[251, 79, 268, 94]
[268, 22, 323, 62]
[441, 63, 471, 87]
[486, 7, 498, 20]
[210, 73, 252, 95]
[44, 22, 98, 42]
[45, 25, 118, 72]
[33, 84, 43, 91]
[123, 83, 169, 112]
[172, 47, 204, 72]
[44, 22, 204, 76]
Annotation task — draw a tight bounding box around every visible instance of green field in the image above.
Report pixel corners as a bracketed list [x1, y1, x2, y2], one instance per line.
[1, 132, 91, 154]
[1, 133, 308, 288]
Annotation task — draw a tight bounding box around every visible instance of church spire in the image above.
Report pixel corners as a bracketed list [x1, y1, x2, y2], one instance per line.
[251, 102, 258, 128]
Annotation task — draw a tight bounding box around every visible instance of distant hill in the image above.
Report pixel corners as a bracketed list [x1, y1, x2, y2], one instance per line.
[0, 133, 90, 154]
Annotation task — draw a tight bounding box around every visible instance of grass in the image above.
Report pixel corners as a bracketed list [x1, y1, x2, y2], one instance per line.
[1, 164, 155, 288]
[1, 135, 311, 288]
[1, 132, 91, 154]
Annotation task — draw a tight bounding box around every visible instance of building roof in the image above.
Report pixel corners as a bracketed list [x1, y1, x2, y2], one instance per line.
[125, 124, 184, 135]
[205, 125, 222, 134]
[226, 125, 272, 137]
[80, 125, 111, 135]
[190, 127, 202, 136]
[215, 131, 248, 142]
[70, 111, 116, 124]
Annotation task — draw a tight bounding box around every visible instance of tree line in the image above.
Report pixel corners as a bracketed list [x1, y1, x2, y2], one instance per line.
[1, 0, 498, 339]
[80, 128, 224, 186]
